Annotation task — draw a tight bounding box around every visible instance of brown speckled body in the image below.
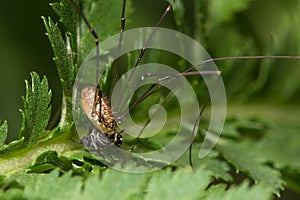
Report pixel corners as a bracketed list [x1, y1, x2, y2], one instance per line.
[81, 86, 118, 136]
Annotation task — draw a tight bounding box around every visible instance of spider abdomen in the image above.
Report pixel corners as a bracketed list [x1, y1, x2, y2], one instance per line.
[81, 86, 118, 136]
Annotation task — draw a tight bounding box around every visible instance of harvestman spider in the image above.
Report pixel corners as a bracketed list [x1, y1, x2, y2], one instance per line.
[69, 0, 300, 166]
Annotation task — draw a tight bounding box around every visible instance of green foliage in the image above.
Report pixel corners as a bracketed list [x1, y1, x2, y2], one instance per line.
[0, 168, 275, 200]
[43, 16, 74, 99]
[145, 168, 212, 200]
[0, 0, 299, 199]
[47, 0, 78, 95]
[205, 181, 273, 200]
[258, 126, 300, 169]
[28, 150, 73, 173]
[171, 0, 300, 102]
[0, 121, 8, 146]
[0, 72, 52, 157]
[218, 139, 284, 195]
[19, 72, 52, 145]
[43, 0, 77, 128]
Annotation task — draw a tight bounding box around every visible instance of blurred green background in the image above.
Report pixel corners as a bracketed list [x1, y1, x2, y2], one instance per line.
[0, 0, 60, 141]
[0, 0, 300, 143]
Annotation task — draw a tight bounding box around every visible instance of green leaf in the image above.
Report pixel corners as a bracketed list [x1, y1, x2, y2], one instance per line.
[28, 150, 72, 173]
[0, 189, 24, 200]
[256, 126, 300, 170]
[281, 169, 300, 194]
[217, 139, 284, 195]
[51, 0, 78, 47]
[42, 16, 74, 98]
[0, 166, 274, 199]
[81, 169, 147, 199]
[222, 116, 268, 139]
[23, 171, 82, 200]
[167, 0, 185, 28]
[0, 139, 24, 156]
[43, 0, 79, 130]
[42, 16, 74, 128]
[145, 168, 212, 200]
[205, 181, 273, 200]
[207, 0, 254, 24]
[177, 144, 233, 182]
[50, 0, 79, 77]
[198, 151, 233, 182]
[19, 72, 52, 146]
[2, 168, 147, 199]
[0, 121, 8, 146]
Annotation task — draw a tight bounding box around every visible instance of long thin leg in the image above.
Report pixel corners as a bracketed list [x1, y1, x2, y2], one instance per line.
[188, 75, 221, 168]
[109, 0, 127, 99]
[127, 70, 221, 152]
[117, 5, 172, 111]
[68, 0, 102, 119]
[124, 54, 300, 165]
[129, 77, 184, 151]
[119, 70, 220, 120]
[186, 55, 300, 72]
[122, 55, 300, 119]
